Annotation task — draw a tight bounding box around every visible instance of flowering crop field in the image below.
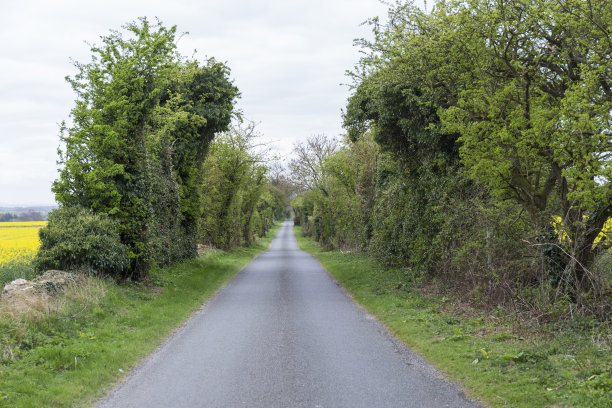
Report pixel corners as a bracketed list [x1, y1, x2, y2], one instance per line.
[0, 222, 47, 264]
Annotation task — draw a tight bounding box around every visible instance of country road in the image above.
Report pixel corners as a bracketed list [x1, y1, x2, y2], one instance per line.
[96, 221, 481, 408]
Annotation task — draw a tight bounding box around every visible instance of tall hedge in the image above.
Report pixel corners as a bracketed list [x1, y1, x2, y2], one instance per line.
[50, 18, 238, 279]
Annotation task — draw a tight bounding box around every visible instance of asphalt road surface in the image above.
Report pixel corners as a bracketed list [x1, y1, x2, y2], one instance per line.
[96, 221, 481, 408]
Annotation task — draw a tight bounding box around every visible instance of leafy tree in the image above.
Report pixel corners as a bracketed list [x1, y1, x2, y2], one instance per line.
[261, 183, 290, 224]
[200, 122, 273, 249]
[54, 18, 179, 278]
[151, 60, 239, 262]
[52, 18, 238, 279]
[267, 162, 297, 215]
[343, 5, 466, 269]
[341, 0, 611, 309]
[289, 134, 338, 245]
[433, 0, 612, 292]
[291, 134, 379, 249]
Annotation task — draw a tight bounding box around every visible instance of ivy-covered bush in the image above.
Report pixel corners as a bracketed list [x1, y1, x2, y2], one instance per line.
[34, 206, 129, 276]
[51, 18, 240, 280]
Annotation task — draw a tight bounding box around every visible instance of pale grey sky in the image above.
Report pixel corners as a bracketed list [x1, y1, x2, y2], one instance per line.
[0, 0, 401, 206]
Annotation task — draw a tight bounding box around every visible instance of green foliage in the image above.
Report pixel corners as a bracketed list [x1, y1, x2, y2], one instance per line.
[344, 68, 457, 170]
[157, 60, 238, 258]
[34, 206, 129, 276]
[432, 0, 612, 286]
[148, 60, 239, 264]
[0, 260, 37, 287]
[53, 18, 179, 278]
[51, 18, 238, 278]
[294, 0, 612, 319]
[291, 133, 378, 250]
[200, 123, 284, 249]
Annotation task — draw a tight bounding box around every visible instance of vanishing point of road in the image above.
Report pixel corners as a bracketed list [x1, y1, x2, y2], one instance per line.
[97, 221, 481, 408]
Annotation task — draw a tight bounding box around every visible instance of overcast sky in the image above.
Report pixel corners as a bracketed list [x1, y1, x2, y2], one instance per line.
[0, 0, 401, 206]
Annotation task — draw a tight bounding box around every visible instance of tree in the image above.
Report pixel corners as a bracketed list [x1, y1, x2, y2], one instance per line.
[268, 162, 297, 205]
[200, 122, 271, 249]
[342, 0, 611, 311]
[52, 18, 238, 278]
[289, 134, 381, 249]
[151, 60, 239, 262]
[435, 0, 612, 293]
[289, 134, 338, 195]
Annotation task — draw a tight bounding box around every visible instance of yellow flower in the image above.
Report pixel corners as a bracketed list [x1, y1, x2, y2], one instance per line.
[0, 222, 47, 264]
[552, 216, 610, 248]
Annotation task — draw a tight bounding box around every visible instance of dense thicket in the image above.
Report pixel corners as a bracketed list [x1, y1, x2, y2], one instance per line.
[200, 123, 290, 249]
[37, 19, 247, 279]
[293, 0, 611, 319]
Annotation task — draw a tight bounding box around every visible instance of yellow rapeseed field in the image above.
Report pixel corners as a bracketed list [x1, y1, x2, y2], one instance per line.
[0, 222, 47, 264]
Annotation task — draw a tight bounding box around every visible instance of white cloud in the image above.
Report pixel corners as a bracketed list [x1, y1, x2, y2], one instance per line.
[0, 0, 398, 206]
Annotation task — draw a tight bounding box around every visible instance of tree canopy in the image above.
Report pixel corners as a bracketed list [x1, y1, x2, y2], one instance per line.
[49, 18, 239, 279]
[343, 0, 611, 286]
[291, 0, 612, 318]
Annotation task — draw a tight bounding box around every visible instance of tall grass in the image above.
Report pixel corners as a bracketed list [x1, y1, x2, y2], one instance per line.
[0, 258, 37, 286]
[0, 223, 44, 286]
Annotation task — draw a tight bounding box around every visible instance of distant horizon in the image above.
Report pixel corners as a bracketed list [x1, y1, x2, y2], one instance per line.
[0, 204, 58, 209]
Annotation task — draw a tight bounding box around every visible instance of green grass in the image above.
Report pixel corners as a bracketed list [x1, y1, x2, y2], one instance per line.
[0, 259, 38, 286]
[295, 226, 612, 408]
[0, 223, 280, 408]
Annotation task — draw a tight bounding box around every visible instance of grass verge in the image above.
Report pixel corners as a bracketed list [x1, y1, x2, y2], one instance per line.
[294, 226, 611, 408]
[0, 223, 280, 408]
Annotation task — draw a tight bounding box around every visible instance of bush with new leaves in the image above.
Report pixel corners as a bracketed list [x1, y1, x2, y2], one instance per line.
[34, 206, 129, 276]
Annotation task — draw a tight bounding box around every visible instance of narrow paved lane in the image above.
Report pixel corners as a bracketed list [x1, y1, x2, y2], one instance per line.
[97, 221, 480, 408]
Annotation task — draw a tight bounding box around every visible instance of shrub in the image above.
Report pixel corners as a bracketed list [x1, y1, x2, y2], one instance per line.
[34, 207, 129, 276]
